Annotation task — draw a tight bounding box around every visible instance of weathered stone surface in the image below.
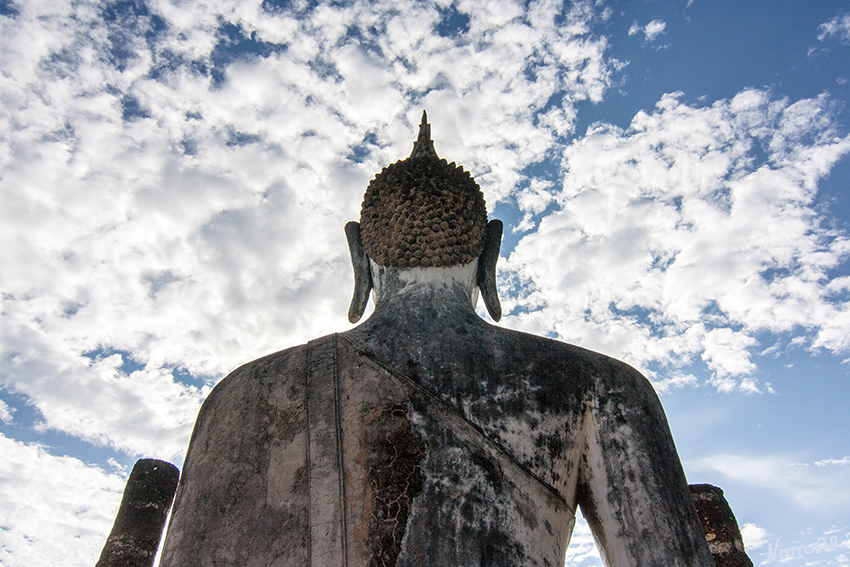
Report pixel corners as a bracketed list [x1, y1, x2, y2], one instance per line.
[159, 348, 310, 566]
[95, 459, 179, 567]
[345, 220, 373, 323]
[476, 218, 503, 321]
[349, 265, 713, 566]
[161, 323, 575, 566]
[160, 274, 713, 565]
[691, 484, 754, 567]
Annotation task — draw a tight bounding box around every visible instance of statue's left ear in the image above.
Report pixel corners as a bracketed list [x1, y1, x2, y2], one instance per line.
[476, 219, 502, 322]
[345, 221, 373, 323]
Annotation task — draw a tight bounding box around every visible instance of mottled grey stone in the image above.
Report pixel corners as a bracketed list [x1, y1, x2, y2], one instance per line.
[476, 219, 503, 321]
[160, 273, 715, 565]
[160, 348, 310, 567]
[95, 459, 179, 567]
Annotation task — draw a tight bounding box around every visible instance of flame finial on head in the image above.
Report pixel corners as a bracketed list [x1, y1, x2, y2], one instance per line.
[409, 110, 438, 159]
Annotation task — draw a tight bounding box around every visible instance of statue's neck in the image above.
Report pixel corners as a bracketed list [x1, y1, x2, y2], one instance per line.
[346, 260, 491, 393]
[360, 260, 482, 331]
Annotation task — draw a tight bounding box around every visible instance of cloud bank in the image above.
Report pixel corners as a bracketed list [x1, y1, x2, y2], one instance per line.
[502, 89, 850, 392]
[0, 434, 125, 567]
[0, 0, 617, 458]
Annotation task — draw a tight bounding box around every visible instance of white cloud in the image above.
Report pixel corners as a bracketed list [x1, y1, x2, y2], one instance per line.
[702, 328, 757, 381]
[628, 20, 666, 42]
[815, 456, 850, 467]
[0, 399, 14, 424]
[0, 344, 205, 458]
[643, 20, 667, 42]
[503, 90, 850, 391]
[818, 12, 850, 45]
[651, 372, 698, 393]
[0, 434, 126, 567]
[689, 454, 850, 511]
[564, 512, 603, 566]
[741, 523, 770, 550]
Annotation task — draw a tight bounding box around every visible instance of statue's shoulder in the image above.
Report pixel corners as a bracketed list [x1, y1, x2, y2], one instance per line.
[491, 325, 651, 392]
[202, 341, 310, 409]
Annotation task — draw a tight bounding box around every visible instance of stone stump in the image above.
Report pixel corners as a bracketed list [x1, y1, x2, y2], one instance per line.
[690, 484, 754, 567]
[95, 459, 179, 567]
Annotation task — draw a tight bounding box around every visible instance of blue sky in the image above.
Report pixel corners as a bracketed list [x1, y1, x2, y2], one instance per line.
[0, 1, 849, 565]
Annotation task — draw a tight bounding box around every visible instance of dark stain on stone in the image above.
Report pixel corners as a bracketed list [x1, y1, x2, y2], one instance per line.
[535, 432, 565, 461]
[513, 493, 539, 530]
[293, 464, 308, 494]
[404, 359, 420, 383]
[365, 404, 426, 567]
[500, 391, 527, 415]
[472, 525, 524, 565]
[264, 404, 302, 443]
[471, 451, 505, 494]
[460, 498, 476, 521]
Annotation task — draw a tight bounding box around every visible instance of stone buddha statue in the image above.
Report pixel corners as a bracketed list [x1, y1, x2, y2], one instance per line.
[159, 113, 715, 567]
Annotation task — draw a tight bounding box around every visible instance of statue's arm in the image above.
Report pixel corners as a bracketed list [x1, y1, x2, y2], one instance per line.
[576, 363, 714, 566]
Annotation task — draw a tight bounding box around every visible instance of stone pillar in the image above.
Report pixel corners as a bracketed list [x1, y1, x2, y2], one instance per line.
[95, 459, 179, 567]
[690, 484, 753, 567]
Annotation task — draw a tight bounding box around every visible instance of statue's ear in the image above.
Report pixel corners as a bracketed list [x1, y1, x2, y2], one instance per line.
[345, 221, 373, 323]
[476, 219, 502, 322]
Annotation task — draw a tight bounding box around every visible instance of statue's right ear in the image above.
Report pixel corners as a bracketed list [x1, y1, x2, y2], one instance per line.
[476, 219, 502, 322]
[345, 221, 373, 323]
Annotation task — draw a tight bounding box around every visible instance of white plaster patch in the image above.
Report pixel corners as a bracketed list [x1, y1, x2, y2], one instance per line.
[370, 259, 479, 306]
[266, 430, 307, 510]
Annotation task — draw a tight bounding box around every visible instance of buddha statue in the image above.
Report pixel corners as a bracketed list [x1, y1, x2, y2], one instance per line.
[159, 112, 715, 566]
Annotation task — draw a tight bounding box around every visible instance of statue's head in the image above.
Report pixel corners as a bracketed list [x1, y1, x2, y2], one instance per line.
[359, 117, 487, 269]
[346, 111, 502, 323]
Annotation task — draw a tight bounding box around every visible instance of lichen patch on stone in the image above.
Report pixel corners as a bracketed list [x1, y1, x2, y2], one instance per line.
[364, 404, 426, 567]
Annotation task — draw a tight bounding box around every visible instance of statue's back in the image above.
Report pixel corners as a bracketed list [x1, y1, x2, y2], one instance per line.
[161, 330, 578, 567]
